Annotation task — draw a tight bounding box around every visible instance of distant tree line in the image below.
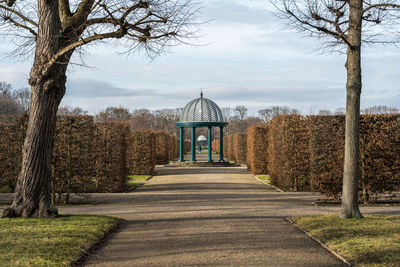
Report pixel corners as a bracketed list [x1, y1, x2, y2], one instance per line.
[0, 81, 30, 115]
[1, 80, 398, 137]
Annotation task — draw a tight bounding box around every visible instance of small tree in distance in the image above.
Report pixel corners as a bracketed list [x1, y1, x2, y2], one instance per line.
[258, 106, 299, 123]
[0, 0, 200, 218]
[272, 0, 400, 218]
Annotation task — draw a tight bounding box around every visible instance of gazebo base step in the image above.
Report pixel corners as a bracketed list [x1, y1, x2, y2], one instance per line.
[165, 161, 240, 167]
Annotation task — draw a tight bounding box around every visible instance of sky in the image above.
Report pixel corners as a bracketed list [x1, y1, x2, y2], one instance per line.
[0, 0, 399, 116]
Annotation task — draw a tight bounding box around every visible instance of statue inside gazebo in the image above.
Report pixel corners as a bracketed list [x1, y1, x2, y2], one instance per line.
[197, 135, 207, 148]
[176, 92, 228, 162]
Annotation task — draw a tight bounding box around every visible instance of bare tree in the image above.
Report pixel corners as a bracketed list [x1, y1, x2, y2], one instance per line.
[362, 105, 399, 114]
[0, 81, 23, 114]
[273, 0, 400, 218]
[130, 108, 156, 129]
[318, 109, 332, 115]
[258, 106, 299, 122]
[334, 107, 346, 115]
[1, 0, 200, 218]
[221, 107, 232, 122]
[95, 106, 132, 122]
[0, 81, 12, 93]
[153, 108, 182, 133]
[57, 105, 88, 115]
[226, 116, 263, 134]
[258, 108, 274, 123]
[233, 105, 248, 121]
[0, 95, 20, 114]
[13, 87, 30, 113]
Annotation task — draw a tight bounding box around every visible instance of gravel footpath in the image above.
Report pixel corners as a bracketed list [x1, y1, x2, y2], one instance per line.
[1, 165, 399, 266]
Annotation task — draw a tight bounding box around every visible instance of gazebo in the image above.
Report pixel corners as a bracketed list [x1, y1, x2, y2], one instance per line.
[176, 92, 228, 162]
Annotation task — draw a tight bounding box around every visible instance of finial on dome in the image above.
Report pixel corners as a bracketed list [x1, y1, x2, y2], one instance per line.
[200, 90, 203, 99]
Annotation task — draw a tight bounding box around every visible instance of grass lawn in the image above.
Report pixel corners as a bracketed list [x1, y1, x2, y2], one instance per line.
[256, 175, 271, 185]
[127, 175, 151, 189]
[0, 214, 119, 266]
[291, 214, 400, 267]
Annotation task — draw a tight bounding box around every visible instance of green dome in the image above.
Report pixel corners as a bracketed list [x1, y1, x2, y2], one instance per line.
[180, 92, 224, 123]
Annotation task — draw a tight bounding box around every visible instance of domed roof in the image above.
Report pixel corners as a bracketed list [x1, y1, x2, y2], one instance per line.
[180, 92, 224, 123]
[197, 135, 207, 141]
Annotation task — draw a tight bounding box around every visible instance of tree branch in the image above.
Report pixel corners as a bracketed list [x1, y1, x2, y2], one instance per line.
[5, 0, 15, 7]
[120, 0, 149, 22]
[286, 9, 350, 46]
[43, 23, 178, 77]
[58, 0, 72, 25]
[363, 3, 400, 14]
[0, 4, 38, 27]
[3, 15, 37, 36]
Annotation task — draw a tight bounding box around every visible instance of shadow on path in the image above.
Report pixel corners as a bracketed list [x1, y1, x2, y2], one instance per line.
[78, 166, 347, 266]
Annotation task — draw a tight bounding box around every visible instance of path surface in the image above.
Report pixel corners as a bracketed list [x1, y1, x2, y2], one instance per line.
[1, 163, 399, 266]
[72, 166, 349, 266]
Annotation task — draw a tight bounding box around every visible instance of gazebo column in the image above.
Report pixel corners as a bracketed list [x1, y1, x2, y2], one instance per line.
[208, 126, 213, 162]
[191, 127, 196, 162]
[179, 127, 184, 162]
[219, 126, 224, 162]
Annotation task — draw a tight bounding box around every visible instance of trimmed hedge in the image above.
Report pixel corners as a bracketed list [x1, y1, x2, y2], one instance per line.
[309, 116, 345, 197]
[52, 116, 94, 200]
[175, 136, 180, 159]
[154, 131, 170, 165]
[268, 115, 310, 191]
[212, 140, 218, 156]
[213, 139, 220, 154]
[93, 122, 129, 192]
[168, 134, 178, 161]
[310, 115, 400, 201]
[184, 140, 191, 154]
[233, 133, 247, 164]
[227, 135, 234, 162]
[359, 115, 400, 201]
[0, 116, 177, 194]
[126, 130, 155, 175]
[223, 137, 228, 160]
[0, 115, 27, 190]
[246, 124, 269, 174]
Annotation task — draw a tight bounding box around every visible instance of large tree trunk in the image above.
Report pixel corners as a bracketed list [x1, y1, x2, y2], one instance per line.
[341, 0, 363, 219]
[2, 0, 67, 218]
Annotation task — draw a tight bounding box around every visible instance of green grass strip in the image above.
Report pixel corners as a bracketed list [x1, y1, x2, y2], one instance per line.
[127, 175, 151, 189]
[291, 214, 400, 267]
[0, 214, 119, 266]
[127, 175, 151, 181]
[256, 175, 271, 184]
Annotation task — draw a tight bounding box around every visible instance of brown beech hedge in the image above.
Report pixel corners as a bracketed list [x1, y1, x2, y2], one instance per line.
[309, 115, 345, 197]
[154, 131, 170, 165]
[93, 122, 129, 192]
[310, 115, 400, 201]
[126, 130, 155, 175]
[268, 115, 310, 191]
[0, 115, 27, 190]
[0, 116, 178, 195]
[227, 135, 235, 162]
[52, 116, 94, 201]
[246, 124, 269, 174]
[233, 133, 247, 164]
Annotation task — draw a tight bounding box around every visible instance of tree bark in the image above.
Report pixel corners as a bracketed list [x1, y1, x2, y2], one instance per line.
[2, 0, 67, 218]
[341, 0, 363, 219]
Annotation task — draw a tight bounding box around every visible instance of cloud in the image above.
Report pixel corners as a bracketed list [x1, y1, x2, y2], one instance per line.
[0, 63, 30, 88]
[1, 0, 399, 116]
[203, 0, 275, 25]
[65, 78, 158, 98]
